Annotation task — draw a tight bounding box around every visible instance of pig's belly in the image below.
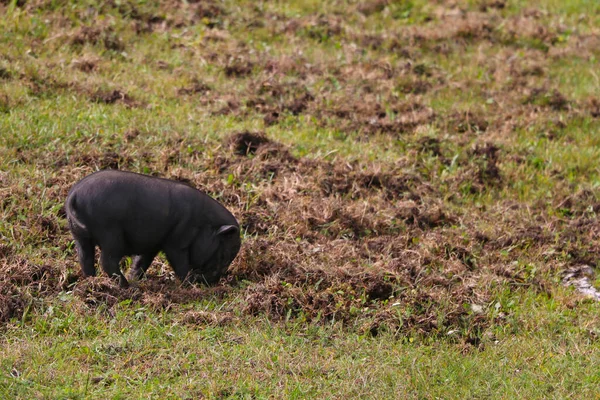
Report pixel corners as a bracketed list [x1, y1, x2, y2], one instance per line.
[91, 227, 169, 256]
[122, 227, 169, 255]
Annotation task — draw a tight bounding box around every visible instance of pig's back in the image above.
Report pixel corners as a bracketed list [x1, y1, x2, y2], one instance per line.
[66, 170, 193, 252]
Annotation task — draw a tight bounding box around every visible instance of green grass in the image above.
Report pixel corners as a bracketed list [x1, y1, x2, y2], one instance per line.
[2, 0, 600, 398]
[1, 288, 600, 399]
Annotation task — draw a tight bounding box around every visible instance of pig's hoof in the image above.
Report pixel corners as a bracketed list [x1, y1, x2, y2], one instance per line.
[127, 269, 145, 282]
[112, 274, 129, 288]
[179, 273, 199, 286]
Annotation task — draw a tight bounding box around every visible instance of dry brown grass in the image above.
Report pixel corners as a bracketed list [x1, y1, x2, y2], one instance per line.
[1, 0, 599, 343]
[1, 130, 570, 337]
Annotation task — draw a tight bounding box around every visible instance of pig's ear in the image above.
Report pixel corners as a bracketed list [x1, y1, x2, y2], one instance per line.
[216, 225, 239, 236]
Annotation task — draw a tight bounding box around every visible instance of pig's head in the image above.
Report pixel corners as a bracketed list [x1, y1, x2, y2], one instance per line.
[190, 224, 241, 284]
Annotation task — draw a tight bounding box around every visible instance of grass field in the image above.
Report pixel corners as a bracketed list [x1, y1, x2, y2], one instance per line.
[1, 0, 600, 398]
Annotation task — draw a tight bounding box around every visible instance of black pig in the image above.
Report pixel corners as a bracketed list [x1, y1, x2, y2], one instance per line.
[65, 170, 241, 287]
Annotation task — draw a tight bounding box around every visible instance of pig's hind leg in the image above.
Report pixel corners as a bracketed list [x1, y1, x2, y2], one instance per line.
[128, 252, 157, 281]
[98, 236, 129, 287]
[75, 237, 96, 277]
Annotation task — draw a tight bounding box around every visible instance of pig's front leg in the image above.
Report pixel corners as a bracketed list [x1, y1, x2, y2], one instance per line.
[128, 252, 158, 281]
[164, 247, 192, 282]
[100, 250, 129, 288]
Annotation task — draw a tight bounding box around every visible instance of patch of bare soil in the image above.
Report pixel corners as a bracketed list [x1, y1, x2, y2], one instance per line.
[53, 151, 134, 170]
[69, 24, 124, 51]
[73, 277, 140, 308]
[469, 143, 502, 185]
[241, 78, 315, 123]
[446, 111, 490, 134]
[315, 97, 435, 136]
[227, 131, 272, 156]
[165, 0, 227, 28]
[177, 79, 212, 96]
[71, 56, 101, 73]
[356, 0, 389, 16]
[284, 15, 344, 41]
[70, 276, 230, 311]
[0, 66, 13, 80]
[587, 98, 600, 118]
[224, 57, 255, 77]
[447, 142, 503, 194]
[0, 255, 75, 323]
[102, 0, 227, 31]
[90, 89, 141, 107]
[0, 282, 26, 324]
[179, 310, 234, 326]
[401, 9, 561, 54]
[523, 88, 570, 111]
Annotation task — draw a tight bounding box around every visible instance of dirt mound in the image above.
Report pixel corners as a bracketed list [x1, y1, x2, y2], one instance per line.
[224, 58, 255, 77]
[73, 278, 140, 308]
[447, 111, 489, 134]
[316, 98, 435, 136]
[222, 132, 299, 181]
[72, 276, 230, 312]
[90, 89, 140, 107]
[1, 257, 69, 293]
[51, 151, 133, 171]
[524, 88, 570, 111]
[470, 143, 502, 185]
[0, 256, 72, 324]
[242, 79, 316, 124]
[69, 24, 124, 51]
[227, 131, 272, 155]
[177, 79, 212, 96]
[0, 282, 27, 323]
